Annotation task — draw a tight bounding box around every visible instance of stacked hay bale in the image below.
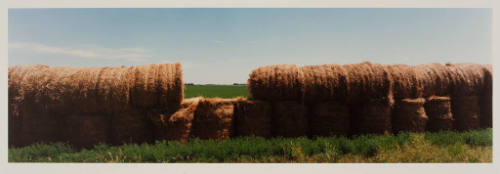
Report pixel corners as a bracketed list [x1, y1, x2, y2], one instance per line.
[480, 64, 492, 128]
[301, 64, 350, 137]
[8, 63, 183, 147]
[447, 63, 485, 131]
[165, 97, 202, 142]
[248, 64, 309, 137]
[392, 98, 428, 133]
[233, 98, 272, 137]
[424, 96, 454, 132]
[344, 62, 393, 135]
[191, 98, 236, 140]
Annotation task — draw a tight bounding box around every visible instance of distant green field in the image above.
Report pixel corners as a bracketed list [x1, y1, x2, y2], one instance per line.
[8, 129, 492, 163]
[184, 85, 250, 98]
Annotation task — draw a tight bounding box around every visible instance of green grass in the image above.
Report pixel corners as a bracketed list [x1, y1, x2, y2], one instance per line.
[184, 85, 250, 98]
[8, 129, 492, 163]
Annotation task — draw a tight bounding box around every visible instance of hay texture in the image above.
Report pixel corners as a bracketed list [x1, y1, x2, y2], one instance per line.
[392, 98, 429, 133]
[350, 99, 392, 135]
[248, 64, 304, 101]
[301, 64, 349, 103]
[343, 62, 393, 104]
[451, 95, 481, 131]
[480, 64, 492, 128]
[272, 101, 308, 137]
[191, 98, 236, 140]
[384, 64, 423, 100]
[165, 97, 202, 142]
[62, 114, 110, 148]
[447, 63, 485, 97]
[414, 63, 452, 97]
[309, 101, 350, 137]
[15, 111, 63, 147]
[424, 96, 454, 132]
[111, 107, 153, 145]
[233, 98, 272, 137]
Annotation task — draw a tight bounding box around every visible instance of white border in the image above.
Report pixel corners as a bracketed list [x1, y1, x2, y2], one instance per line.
[1, 1, 499, 174]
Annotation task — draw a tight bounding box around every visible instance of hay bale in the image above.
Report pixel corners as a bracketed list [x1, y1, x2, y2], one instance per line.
[384, 64, 422, 99]
[309, 101, 350, 137]
[447, 63, 485, 97]
[62, 113, 110, 148]
[111, 107, 153, 145]
[248, 64, 304, 101]
[66, 67, 102, 113]
[480, 64, 492, 128]
[165, 97, 202, 142]
[301, 64, 349, 103]
[414, 63, 452, 97]
[451, 95, 481, 131]
[16, 110, 63, 147]
[392, 98, 428, 133]
[424, 96, 454, 132]
[272, 101, 308, 137]
[191, 98, 236, 140]
[350, 99, 392, 135]
[233, 98, 272, 137]
[343, 62, 393, 104]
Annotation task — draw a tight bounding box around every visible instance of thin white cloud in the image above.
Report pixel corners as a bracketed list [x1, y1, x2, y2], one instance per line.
[213, 40, 225, 44]
[9, 42, 152, 62]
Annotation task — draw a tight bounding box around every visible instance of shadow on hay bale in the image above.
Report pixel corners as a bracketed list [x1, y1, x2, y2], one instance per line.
[272, 101, 308, 137]
[111, 107, 154, 145]
[451, 95, 481, 131]
[350, 98, 393, 136]
[480, 64, 492, 128]
[392, 98, 428, 133]
[62, 114, 110, 148]
[233, 98, 272, 138]
[424, 96, 454, 132]
[191, 98, 236, 140]
[165, 97, 202, 142]
[308, 101, 350, 137]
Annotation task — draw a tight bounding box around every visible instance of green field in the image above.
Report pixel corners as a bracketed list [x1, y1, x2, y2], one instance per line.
[8, 85, 493, 163]
[9, 129, 492, 162]
[184, 85, 250, 98]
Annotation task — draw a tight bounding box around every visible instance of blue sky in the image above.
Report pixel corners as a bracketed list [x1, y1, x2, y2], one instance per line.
[9, 8, 491, 84]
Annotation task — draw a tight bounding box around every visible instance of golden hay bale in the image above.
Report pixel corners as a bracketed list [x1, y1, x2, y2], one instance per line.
[447, 63, 485, 97]
[248, 64, 304, 101]
[480, 64, 492, 128]
[191, 98, 236, 140]
[301, 64, 349, 103]
[414, 63, 452, 97]
[343, 62, 393, 104]
[67, 67, 102, 113]
[392, 98, 429, 133]
[233, 98, 272, 137]
[111, 107, 153, 145]
[309, 101, 350, 137]
[159, 63, 184, 108]
[451, 95, 481, 131]
[384, 64, 422, 99]
[164, 97, 202, 142]
[96, 66, 134, 114]
[350, 99, 392, 135]
[272, 101, 308, 137]
[424, 96, 454, 132]
[62, 114, 110, 148]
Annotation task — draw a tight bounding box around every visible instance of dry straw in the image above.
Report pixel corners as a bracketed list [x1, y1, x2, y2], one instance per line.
[480, 64, 492, 128]
[62, 113, 110, 148]
[451, 95, 481, 131]
[248, 64, 304, 101]
[424, 96, 454, 132]
[384, 64, 422, 99]
[191, 98, 236, 140]
[233, 97, 272, 137]
[343, 62, 393, 104]
[392, 98, 428, 133]
[111, 107, 153, 145]
[447, 63, 486, 97]
[309, 101, 350, 137]
[165, 97, 202, 142]
[350, 99, 392, 135]
[414, 63, 452, 97]
[301, 64, 349, 103]
[272, 101, 308, 137]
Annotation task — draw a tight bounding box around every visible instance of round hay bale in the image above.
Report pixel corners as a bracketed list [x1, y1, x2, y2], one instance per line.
[191, 98, 236, 140]
[309, 101, 350, 137]
[248, 64, 304, 101]
[414, 63, 452, 97]
[451, 95, 481, 131]
[159, 63, 184, 109]
[165, 97, 202, 142]
[343, 62, 393, 104]
[62, 114, 110, 148]
[392, 98, 428, 133]
[16, 110, 63, 147]
[68, 67, 103, 113]
[301, 64, 349, 103]
[111, 107, 153, 145]
[96, 66, 134, 114]
[384, 64, 422, 99]
[447, 63, 485, 97]
[233, 98, 272, 137]
[480, 64, 492, 128]
[272, 101, 308, 137]
[424, 96, 454, 132]
[350, 99, 392, 135]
